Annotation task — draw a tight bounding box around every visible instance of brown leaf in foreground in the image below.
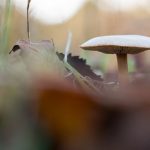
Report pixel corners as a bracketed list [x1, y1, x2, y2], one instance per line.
[31, 77, 150, 150]
[33, 78, 100, 137]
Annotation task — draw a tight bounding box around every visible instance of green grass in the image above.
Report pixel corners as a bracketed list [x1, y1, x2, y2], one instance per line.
[1, 0, 13, 55]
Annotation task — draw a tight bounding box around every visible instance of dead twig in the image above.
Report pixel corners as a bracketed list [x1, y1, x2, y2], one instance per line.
[27, 0, 31, 41]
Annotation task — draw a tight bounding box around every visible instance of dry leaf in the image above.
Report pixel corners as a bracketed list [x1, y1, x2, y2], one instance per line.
[9, 40, 65, 77]
[33, 78, 103, 147]
[57, 53, 103, 81]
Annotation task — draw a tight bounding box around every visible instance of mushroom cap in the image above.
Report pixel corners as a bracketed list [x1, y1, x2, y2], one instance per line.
[80, 35, 150, 54]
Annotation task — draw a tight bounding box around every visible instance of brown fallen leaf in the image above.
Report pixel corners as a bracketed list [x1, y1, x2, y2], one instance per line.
[31, 77, 150, 150]
[31, 77, 105, 149]
[9, 40, 65, 77]
[56, 53, 103, 81]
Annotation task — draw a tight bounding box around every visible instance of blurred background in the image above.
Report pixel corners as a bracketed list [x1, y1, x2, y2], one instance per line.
[1, 0, 150, 72]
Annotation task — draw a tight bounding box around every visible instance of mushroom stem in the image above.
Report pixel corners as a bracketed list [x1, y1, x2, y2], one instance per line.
[116, 54, 128, 83]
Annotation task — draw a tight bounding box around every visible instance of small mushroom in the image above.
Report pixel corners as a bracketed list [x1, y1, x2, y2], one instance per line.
[80, 35, 150, 84]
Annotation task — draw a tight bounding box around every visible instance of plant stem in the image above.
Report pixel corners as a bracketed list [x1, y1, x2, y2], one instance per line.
[27, 0, 31, 41]
[1, 0, 12, 55]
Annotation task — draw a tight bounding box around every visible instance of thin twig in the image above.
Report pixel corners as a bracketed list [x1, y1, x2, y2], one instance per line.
[27, 0, 31, 41]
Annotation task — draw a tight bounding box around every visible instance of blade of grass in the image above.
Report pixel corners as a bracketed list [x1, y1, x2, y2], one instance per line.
[64, 62, 101, 94]
[27, 0, 31, 41]
[64, 31, 72, 63]
[63, 31, 101, 94]
[1, 0, 13, 55]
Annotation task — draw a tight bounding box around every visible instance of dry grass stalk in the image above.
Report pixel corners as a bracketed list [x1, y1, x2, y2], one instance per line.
[27, 0, 31, 41]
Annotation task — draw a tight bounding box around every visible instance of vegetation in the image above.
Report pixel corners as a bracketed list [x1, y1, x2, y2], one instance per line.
[0, 0, 150, 150]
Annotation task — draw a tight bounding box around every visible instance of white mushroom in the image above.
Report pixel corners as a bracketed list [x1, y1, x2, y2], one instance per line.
[80, 35, 150, 84]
